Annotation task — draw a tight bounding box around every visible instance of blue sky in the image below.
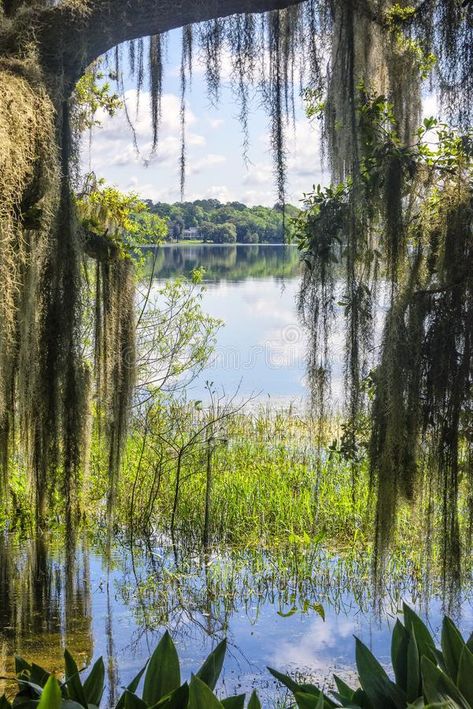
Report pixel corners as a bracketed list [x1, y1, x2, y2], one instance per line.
[83, 30, 326, 207]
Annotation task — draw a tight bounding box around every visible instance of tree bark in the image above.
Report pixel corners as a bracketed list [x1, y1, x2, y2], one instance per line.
[34, 0, 303, 90]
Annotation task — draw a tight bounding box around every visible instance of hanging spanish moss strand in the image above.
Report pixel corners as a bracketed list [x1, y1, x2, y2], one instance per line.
[104, 259, 136, 522]
[268, 10, 287, 209]
[136, 37, 144, 115]
[128, 40, 136, 77]
[228, 13, 256, 165]
[178, 26, 193, 198]
[200, 19, 224, 107]
[183, 24, 193, 81]
[149, 34, 163, 152]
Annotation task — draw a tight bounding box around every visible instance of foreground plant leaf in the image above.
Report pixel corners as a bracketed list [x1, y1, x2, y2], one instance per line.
[142, 631, 181, 704]
[83, 657, 105, 707]
[195, 639, 226, 691]
[37, 675, 62, 709]
[188, 675, 223, 708]
[355, 637, 405, 708]
[65, 649, 88, 707]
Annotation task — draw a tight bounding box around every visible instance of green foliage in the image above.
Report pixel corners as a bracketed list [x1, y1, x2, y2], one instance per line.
[270, 604, 473, 708]
[1, 634, 259, 708]
[145, 199, 298, 244]
[76, 173, 167, 258]
[297, 86, 473, 580]
[73, 61, 122, 132]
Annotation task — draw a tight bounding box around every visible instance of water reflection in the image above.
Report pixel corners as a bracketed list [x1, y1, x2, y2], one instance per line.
[0, 535, 472, 702]
[0, 534, 92, 679]
[143, 243, 301, 283]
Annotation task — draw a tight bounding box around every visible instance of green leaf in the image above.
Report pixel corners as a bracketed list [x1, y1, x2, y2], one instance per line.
[196, 640, 226, 691]
[247, 691, 261, 709]
[142, 632, 181, 705]
[64, 649, 88, 708]
[220, 695, 245, 709]
[15, 657, 31, 678]
[83, 658, 104, 707]
[116, 665, 147, 709]
[406, 627, 421, 703]
[441, 617, 465, 681]
[294, 692, 325, 709]
[457, 644, 473, 706]
[267, 668, 334, 705]
[0, 696, 12, 709]
[124, 693, 147, 709]
[188, 676, 223, 709]
[355, 637, 405, 708]
[333, 675, 355, 701]
[267, 667, 300, 694]
[391, 620, 409, 691]
[151, 683, 189, 708]
[37, 676, 61, 709]
[403, 605, 437, 666]
[421, 656, 469, 708]
[29, 665, 50, 689]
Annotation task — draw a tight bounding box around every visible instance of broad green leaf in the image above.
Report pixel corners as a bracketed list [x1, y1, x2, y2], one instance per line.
[83, 658, 105, 706]
[37, 676, 61, 709]
[267, 667, 300, 694]
[64, 649, 88, 708]
[196, 640, 226, 691]
[29, 664, 50, 689]
[403, 605, 437, 666]
[142, 632, 181, 705]
[421, 656, 469, 708]
[221, 694, 245, 709]
[267, 668, 335, 705]
[334, 675, 356, 701]
[457, 644, 473, 706]
[116, 664, 147, 709]
[124, 693, 147, 709]
[441, 617, 465, 681]
[406, 628, 421, 702]
[355, 637, 405, 708]
[391, 620, 409, 691]
[151, 683, 189, 708]
[15, 657, 31, 678]
[188, 675, 223, 709]
[247, 691, 261, 709]
[294, 692, 325, 709]
[124, 692, 148, 709]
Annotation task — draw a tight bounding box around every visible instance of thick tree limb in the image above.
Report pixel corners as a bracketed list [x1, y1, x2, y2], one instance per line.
[38, 0, 304, 88]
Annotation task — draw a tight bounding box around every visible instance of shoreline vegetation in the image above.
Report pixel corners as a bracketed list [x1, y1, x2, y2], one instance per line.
[138, 199, 299, 245]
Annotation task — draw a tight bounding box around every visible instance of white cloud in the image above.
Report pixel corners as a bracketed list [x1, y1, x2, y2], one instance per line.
[189, 153, 226, 175]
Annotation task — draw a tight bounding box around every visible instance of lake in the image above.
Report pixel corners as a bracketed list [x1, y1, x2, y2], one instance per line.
[1, 533, 472, 707]
[1, 244, 472, 706]
[145, 243, 308, 406]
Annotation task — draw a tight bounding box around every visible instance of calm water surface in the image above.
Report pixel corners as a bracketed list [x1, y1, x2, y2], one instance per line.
[148, 244, 308, 405]
[1, 245, 472, 706]
[2, 534, 472, 707]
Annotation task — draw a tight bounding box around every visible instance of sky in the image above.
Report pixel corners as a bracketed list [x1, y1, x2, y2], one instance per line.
[82, 30, 326, 208]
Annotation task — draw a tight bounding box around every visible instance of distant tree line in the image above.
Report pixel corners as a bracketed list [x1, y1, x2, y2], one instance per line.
[142, 199, 299, 244]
